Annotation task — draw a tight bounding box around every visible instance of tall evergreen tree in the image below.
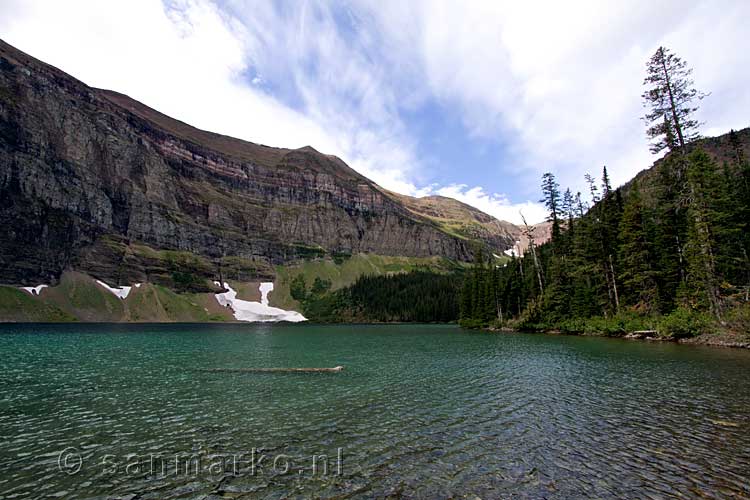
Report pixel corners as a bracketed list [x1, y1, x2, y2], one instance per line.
[562, 189, 575, 223]
[541, 173, 562, 243]
[642, 46, 706, 153]
[561, 188, 576, 253]
[459, 278, 472, 320]
[601, 166, 613, 197]
[651, 155, 688, 311]
[585, 173, 600, 204]
[521, 212, 544, 295]
[617, 183, 658, 312]
[683, 149, 725, 318]
[727, 130, 750, 296]
[575, 192, 586, 217]
[600, 169, 623, 314]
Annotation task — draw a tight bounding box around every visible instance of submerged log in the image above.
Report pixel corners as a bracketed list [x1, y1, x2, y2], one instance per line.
[199, 366, 344, 373]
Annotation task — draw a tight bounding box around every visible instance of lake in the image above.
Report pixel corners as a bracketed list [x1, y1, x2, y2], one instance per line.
[1, 324, 749, 498]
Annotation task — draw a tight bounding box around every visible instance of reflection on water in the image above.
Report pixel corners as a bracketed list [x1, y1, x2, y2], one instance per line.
[1, 323, 749, 498]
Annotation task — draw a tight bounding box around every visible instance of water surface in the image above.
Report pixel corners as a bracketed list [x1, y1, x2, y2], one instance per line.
[1, 324, 749, 498]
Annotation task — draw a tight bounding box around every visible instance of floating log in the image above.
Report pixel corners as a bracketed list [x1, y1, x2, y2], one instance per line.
[709, 418, 740, 427]
[199, 366, 344, 373]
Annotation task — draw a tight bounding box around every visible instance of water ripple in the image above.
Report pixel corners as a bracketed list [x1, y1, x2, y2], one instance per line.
[1, 324, 749, 499]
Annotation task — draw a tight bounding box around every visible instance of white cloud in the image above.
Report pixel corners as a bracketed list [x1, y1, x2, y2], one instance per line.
[0, 0, 446, 211]
[430, 185, 548, 226]
[357, 0, 749, 193]
[2, 0, 747, 227]
[0, 0, 337, 153]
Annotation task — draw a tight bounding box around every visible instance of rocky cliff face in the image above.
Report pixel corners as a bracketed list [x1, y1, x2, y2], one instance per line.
[0, 40, 518, 287]
[388, 193, 519, 252]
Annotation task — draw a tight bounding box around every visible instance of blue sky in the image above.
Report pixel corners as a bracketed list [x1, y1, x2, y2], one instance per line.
[2, 0, 749, 223]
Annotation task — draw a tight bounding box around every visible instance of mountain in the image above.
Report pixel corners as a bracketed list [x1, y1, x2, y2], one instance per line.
[505, 221, 553, 258]
[387, 192, 518, 251]
[0, 39, 522, 293]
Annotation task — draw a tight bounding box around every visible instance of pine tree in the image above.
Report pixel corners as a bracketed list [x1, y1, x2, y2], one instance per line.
[561, 188, 576, 253]
[562, 189, 575, 223]
[683, 149, 723, 317]
[470, 247, 486, 319]
[482, 270, 496, 322]
[520, 212, 544, 295]
[641, 47, 705, 309]
[727, 130, 750, 298]
[650, 155, 688, 312]
[575, 192, 586, 217]
[642, 46, 706, 154]
[601, 166, 613, 197]
[290, 275, 307, 301]
[617, 183, 658, 312]
[600, 169, 623, 314]
[585, 173, 600, 204]
[459, 278, 472, 320]
[541, 173, 562, 243]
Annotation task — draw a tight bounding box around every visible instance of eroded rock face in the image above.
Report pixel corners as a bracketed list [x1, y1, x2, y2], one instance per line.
[0, 40, 473, 285]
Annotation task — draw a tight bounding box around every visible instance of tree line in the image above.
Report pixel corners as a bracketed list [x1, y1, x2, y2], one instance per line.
[460, 47, 750, 336]
[300, 270, 461, 323]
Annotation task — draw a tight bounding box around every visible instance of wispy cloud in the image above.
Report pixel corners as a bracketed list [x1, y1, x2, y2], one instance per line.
[363, 0, 749, 189]
[1, 0, 747, 225]
[431, 184, 549, 226]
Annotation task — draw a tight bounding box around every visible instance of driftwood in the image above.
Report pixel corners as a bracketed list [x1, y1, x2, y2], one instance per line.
[624, 330, 658, 339]
[199, 366, 344, 374]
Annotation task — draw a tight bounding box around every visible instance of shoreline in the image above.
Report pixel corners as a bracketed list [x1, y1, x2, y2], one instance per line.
[1, 320, 747, 349]
[484, 326, 750, 349]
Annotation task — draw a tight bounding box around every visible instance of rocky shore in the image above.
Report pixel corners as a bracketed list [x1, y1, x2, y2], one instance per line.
[486, 326, 750, 349]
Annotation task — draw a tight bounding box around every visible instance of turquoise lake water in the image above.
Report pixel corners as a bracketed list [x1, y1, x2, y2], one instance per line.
[1, 323, 749, 498]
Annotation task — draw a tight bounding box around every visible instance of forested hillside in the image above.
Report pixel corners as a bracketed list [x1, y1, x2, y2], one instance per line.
[461, 135, 749, 336]
[460, 47, 750, 341]
[295, 270, 461, 323]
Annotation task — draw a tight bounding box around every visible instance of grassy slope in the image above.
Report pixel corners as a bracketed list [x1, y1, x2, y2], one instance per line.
[124, 283, 232, 322]
[0, 287, 76, 322]
[0, 272, 234, 322]
[269, 253, 465, 310]
[0, 254, 460, 321]
[44, 272, 126, 321]
[383, 191, 519, 251]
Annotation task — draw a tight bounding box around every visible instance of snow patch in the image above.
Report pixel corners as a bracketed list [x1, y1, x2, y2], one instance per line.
[259, 282, 273, 306]
[214, 282, 306, 323]
[21, 284, 47, 296]
[503, 240, 523, 258]
[95, 280, 133, 300]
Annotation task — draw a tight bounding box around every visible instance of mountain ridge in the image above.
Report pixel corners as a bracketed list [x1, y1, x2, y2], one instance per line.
[0, 39, 520, 289]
